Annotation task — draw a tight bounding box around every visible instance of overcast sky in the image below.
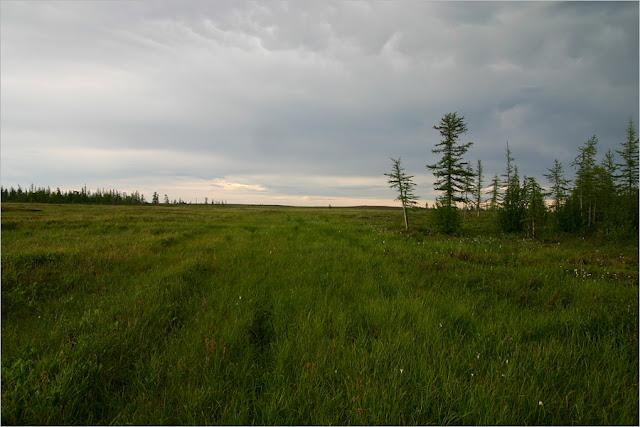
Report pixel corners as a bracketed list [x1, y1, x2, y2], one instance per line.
[1, 1, 638, 206]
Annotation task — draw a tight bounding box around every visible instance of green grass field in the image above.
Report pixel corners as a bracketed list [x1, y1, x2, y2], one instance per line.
[1, 203, 638, 425]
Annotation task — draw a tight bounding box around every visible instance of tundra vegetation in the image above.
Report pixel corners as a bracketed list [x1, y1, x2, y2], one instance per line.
[1, 202, 637, 425]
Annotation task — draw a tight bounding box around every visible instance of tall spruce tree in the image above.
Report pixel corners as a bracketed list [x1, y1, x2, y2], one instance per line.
[427, 112, 473, 233]
[385, 157, 418, 230]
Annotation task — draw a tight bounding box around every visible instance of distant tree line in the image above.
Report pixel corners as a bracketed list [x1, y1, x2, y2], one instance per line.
[0, 185, 230, 206]
[0, 185, 146, 205]
[387, 113, 639, 239]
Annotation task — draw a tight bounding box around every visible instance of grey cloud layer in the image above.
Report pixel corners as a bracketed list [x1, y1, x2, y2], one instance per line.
[1, 1, 637, 204]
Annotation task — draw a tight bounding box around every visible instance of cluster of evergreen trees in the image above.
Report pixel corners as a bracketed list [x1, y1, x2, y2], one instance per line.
[388, 113, 639, 238]
[0, 185, 230, 206]
[0, 185, 147, 205]
[493, 120, 639, 238]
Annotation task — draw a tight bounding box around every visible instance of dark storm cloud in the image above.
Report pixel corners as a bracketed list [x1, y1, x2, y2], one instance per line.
[1, 1, 637, 205]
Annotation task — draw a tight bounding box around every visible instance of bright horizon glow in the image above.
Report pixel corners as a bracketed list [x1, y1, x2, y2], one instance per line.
[0, 182, 415, 208]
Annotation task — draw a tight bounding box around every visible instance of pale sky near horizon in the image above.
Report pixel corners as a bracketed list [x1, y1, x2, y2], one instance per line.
[1, 1, 638, 206]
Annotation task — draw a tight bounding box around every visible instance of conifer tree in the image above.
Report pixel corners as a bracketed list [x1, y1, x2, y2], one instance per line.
[543, 159, 571, 210]
[593, 150, 619, 230]
[616, 117, 639, 197]
[614, 119, 639, 235]
[501, 140, 515, 194]
[463, 163, 474, 219]
[522, 176, 547, 238]
[571, 135, 598, 227]
[474, 160, 484, 217]
[497, 144, 525, 233]
[385, 157, 418, 230]
[427, 112, 473, 233]
[488, 173, 500, 213]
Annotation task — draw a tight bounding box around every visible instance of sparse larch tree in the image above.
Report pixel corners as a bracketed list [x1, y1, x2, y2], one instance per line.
[572, 135, 598, 227]
[462, 163, 474, 219]
[594, 150, 619, 227]
[501, 140, 515, 193]
[488, 173, 500, 213]
[385, 157, 418, 230]
[616, 117, 639, 197]
[522, 176, 547, 238]
[497, 144, 526, 233]
[543, 159, 571, 211]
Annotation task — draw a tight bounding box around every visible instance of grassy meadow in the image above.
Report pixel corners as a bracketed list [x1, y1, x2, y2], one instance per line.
[1, 202, 638, 425]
